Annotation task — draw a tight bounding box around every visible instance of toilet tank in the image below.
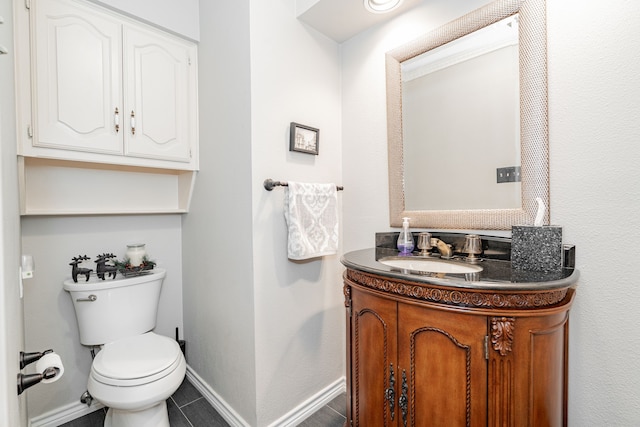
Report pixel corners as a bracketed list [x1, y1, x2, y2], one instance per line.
[63, 269, 166, 346]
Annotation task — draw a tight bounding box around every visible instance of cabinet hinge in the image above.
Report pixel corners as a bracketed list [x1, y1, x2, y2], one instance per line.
[484, 335, 489, 360]
[188, 57, 192, 66]
[25, 0, 30, 10]
[27, 124, 33, 138]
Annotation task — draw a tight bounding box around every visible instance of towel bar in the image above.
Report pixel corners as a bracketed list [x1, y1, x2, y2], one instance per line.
[263, 178, 343, 192]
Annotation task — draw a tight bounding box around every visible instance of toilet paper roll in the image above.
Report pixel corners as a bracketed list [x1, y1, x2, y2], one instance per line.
[35, 352, 64, 384]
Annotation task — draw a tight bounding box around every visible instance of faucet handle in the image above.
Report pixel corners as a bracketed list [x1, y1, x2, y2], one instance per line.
[462, 234, 482, 263]
[417, 233, 432, 255]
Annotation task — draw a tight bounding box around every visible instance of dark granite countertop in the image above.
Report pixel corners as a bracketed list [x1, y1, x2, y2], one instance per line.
[341, 248, 579, 291]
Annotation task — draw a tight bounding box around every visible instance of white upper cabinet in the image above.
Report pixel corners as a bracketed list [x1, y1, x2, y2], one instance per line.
[13, 0, 199, 215]
[23, 0, 198, 170]
[123, 25, 193, 163]
[33, 0, 123, 154]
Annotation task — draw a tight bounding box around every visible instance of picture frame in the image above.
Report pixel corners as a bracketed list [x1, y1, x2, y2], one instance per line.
[289, 122, 319, 155]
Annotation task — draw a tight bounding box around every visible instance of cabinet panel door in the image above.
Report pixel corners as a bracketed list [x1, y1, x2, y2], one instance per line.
[489, 312, 570, 427]
[351, 288, 398, 427]
[123, 25, 195, 163]
[33, 0, 122, 154]
[398, 303, 488, 427]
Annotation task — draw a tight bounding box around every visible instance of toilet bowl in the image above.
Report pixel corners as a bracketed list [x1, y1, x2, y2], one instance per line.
[89, 333, 186, 427]
[63, 268, 186, 427]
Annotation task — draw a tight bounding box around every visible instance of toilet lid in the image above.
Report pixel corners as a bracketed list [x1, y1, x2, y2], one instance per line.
[91, 332, 182, 386]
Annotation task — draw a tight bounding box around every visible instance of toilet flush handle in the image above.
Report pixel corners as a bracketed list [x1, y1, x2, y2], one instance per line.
[76, 295, 97, 302]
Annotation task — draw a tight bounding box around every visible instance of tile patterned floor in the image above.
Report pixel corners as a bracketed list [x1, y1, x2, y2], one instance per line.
[59, 378, 346, 426]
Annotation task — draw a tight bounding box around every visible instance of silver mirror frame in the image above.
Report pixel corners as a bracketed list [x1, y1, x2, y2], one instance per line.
[386, 0, 548, 230]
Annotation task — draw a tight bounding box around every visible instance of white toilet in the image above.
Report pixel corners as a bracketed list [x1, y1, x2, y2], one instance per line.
[63, 268, 186, 427]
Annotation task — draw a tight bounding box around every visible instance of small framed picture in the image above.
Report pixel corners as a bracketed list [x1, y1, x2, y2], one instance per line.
[289, 122, 319, 155]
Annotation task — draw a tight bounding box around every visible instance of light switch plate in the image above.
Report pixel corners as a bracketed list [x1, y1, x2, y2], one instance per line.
[496, 166, 521, 183]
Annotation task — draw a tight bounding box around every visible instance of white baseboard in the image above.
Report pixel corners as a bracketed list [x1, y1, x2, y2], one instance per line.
[266, 377, 346, 427]
[27, 366, 346, 427]
[186, 366, 346, 427]
[185, 366, 252, 427]
[28, 400, 104, 427]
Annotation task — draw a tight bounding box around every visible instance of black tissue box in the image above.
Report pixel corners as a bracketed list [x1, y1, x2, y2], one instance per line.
[511, 225, 563, 272]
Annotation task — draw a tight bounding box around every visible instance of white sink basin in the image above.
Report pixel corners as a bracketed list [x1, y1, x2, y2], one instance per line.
[379, 257, 483, 274]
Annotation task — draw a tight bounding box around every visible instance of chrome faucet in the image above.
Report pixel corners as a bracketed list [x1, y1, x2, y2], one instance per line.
[431, 238, 454, 259]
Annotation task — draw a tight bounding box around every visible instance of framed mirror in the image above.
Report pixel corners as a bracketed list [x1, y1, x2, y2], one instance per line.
[386, 0, 548, 230]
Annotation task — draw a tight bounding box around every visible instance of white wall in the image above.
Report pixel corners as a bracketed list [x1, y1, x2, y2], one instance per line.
[0, 0, 26, 424]
[182, 0, 257, 424]
[184, 0, 344, 425]
[21, 215, 184, 418]
[342, 0, 640, 424]
[249, 0, 343, 424]
[547, 1, 640, 424]
[88, 0, 199, 41]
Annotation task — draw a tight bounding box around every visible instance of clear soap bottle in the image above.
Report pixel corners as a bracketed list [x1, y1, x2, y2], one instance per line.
[397, 217, 414, 254]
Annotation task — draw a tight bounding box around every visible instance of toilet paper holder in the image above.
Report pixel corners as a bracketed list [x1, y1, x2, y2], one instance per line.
[17, 349, 60, 395]
[20, 349, 52, 369]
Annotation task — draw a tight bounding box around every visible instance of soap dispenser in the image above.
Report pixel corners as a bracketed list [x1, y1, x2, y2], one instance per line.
[397, 217, 415, 254]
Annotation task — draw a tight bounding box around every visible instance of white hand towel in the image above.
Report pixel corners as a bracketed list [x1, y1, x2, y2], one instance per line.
[284, 182, 339, 260]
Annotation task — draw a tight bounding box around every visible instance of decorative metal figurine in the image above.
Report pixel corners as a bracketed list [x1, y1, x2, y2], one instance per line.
[69, 255, 93, 283]
[95, 253, 118, 280]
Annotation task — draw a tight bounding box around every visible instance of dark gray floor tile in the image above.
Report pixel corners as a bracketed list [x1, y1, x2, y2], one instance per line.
[181, 397, 230, 427]
[326, 393, 347, 416]
[298, 405, 346, 427]
[49, 379, 343, 427]
[167, 397, 193, 427]
[172, 377, 204, 407]
[58, 408, 105, 427]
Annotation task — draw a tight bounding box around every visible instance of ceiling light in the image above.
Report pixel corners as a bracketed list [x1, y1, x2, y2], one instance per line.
[364, 0, 404, 14]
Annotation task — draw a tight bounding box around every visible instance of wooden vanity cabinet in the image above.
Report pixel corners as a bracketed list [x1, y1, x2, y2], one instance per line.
[344, 269, 575, 427]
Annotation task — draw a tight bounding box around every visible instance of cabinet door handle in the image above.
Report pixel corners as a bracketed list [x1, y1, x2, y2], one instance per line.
[114, 107, 120, 133]
[399, 369, 408, 427]
[130, 110, 136, 135]
[385, 363, 396, 420]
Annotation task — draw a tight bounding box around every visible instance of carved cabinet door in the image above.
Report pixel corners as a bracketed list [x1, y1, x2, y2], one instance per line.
[397, 302, 488, 427]
[350, 288, 398, 427]
[487, 310, 571, 427]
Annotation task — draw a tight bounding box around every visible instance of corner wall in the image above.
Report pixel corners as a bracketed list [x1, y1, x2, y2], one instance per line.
[185, 1, 345, 425]
[182, 0, 257, 424]
[249, 0, 344, 424]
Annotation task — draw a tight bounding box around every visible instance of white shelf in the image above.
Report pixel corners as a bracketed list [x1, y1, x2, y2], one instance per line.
[18, 156, 196, 216]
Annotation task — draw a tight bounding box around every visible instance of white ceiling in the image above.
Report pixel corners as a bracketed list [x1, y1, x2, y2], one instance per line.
[296, 0, 424, 43]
